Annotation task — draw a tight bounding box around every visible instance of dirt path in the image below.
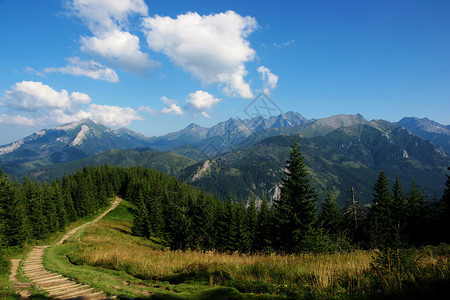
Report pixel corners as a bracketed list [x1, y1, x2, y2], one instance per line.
[57, 197, 121, 245]
[12, 197, 121, 299]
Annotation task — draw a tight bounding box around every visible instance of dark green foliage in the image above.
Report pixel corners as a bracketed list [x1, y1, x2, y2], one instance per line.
[319, 191, 342, 234]
[245, 197, 257, 251]
[254, 197, 273, 252]
[222, 195, 238, 252]
[0, 172, 26, 247]
[236, 205, 251, 253]
[0, 164, 126, 249]
[131, 191, 151, 238]
[273, 138, 318, 252]
[1, 155, 449, 257]
[368, 171, 394, 248]
[441, 167, 450, 242]
[406, 181, 427, 245]
[24, 179, 48, 240]
[392, 177, 407, 230]
[187, 191, 215, 250]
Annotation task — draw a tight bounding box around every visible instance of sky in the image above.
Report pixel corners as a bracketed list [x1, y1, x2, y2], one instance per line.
[0, 0, 449, 145]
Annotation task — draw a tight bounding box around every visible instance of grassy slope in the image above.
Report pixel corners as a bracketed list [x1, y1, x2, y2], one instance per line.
[43, 200, 264, 299]
[43, 200, 450, 299]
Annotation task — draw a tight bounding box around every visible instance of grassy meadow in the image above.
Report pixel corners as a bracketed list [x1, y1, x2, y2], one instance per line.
[41, 200, 450, 299]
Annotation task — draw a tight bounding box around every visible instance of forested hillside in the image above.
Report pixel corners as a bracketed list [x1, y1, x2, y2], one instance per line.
[180, 122, 449, 205]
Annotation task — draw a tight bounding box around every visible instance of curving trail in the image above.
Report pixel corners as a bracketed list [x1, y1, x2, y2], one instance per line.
[15, 197, 121, 299]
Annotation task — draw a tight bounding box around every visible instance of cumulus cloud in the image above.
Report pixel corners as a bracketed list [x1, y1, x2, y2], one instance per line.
[185, 90, 220, 117]
[159, 96, 183, 115]
[66, 0, 148, 32]
[143, 11, 258, 98]
[80, 29, 158, 75]
[87, 104, 142, 126]
[2, 81, 91, 113]
[161, 103, 183, 116]
[257, 66, 279, 94]
[159, 91, 220, 118]
[160, 96, 177, 106]
[44, 57, 119, 82]
[66, 0, 157, 76]
[0, 81, 142, 128]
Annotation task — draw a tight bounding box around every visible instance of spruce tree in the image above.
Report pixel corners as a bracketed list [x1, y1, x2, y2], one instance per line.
[368, 171, 393, 248]
[236, 204, 251, 253]
[406, 181, 427, 245]
[273, 138, 318, 253]
[245, 196, 258, 251]
[188, 191, 215, 250]
[24, 179, 47, 240]
[224, 196, 238, 252]
[254, 196, 273, 252]
[391, 177, 407, 241]
[0, 172, 26, 247]
[132, 190, 151, 239]
[318, 191, 341, 235]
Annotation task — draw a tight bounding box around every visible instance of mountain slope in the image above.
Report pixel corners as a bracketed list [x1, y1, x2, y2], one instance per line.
[178, 120, 449, 206]
[398, 117, 450, 154]
[0, 119, 153, 175]
[21, 148, 196, 182]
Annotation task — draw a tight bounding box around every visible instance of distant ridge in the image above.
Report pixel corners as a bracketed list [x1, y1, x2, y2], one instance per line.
[0, 119, 153, 175]
[398, 117, 450, 154]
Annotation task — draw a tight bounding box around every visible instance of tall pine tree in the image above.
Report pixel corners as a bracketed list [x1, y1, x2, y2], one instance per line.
[368, 171, 393, 248]
[254, 196, 273, 252]
[273, 138, 318, 253]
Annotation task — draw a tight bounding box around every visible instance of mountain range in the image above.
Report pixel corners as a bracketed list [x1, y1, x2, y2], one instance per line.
[0, 112, 448, 206]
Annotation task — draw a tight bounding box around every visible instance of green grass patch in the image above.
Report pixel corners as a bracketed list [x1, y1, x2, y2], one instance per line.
[103, 199, 135, 223]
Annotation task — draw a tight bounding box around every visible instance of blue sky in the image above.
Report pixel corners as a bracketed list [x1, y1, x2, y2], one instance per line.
[0, 0, 449, 145]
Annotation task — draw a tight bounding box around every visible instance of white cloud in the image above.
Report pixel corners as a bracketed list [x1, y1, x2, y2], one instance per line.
[0, 114, 36, 127]
[143, 11, 258, 98]
[257, 66, 279, 94]
[87, 104, 142, 126]
[138, 105, 156, 115]
[2, 81, 91, 113]
[160, 96, 177, 106]
[160, 96, 183, 116]
[45, 57, 119, 82]
[0, 81, 142, 128]
[185, 90, 221, 112]
[66, 0, 148, 32]
[66, 0, 157, 76]
[161, 103, 183, 116]
[201, 111, 211, 118]
[81, 29, 157, 75]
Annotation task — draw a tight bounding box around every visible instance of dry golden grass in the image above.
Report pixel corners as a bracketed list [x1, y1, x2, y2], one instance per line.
[71, 219, 375, 295]
[64, 202, 450, 298]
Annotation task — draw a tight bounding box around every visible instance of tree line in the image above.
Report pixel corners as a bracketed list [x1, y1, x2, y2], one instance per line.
[130, 140, 450, 253]
[1, 141, 449, 259]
